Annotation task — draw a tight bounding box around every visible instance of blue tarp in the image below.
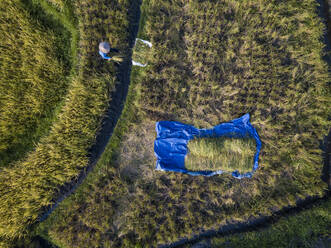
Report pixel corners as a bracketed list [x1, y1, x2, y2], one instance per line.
[154, 113, 262, 179]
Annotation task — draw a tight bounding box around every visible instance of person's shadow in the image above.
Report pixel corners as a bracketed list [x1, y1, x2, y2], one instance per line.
[109, 47, 120, 53]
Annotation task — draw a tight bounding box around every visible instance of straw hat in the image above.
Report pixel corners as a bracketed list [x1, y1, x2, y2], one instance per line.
[99, 42, 110, 53]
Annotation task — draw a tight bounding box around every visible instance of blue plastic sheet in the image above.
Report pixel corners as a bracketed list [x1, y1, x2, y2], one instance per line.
[154, 113, 261, 179]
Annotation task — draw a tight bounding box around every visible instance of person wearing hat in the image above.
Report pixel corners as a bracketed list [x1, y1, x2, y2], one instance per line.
[99, 39, 152, 66]
[99, 41, 118, 61]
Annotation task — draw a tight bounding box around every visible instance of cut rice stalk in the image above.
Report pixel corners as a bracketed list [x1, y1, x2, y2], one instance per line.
[111, 55, 125, 62]
[185, 137, 255, 173]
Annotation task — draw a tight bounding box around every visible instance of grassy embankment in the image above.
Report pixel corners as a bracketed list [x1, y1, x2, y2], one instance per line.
[209, 198, 331, 248]
[38, 0, 330, 247]
[0, 0, 74, 168]
[0, 0, 135, 245]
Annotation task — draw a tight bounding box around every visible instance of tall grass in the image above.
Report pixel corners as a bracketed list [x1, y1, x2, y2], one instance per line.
[186, 138, 255, 173]
[0, 0, 71, 167]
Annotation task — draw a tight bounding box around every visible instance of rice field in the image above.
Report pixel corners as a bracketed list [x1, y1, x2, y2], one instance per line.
[0, 0, 135, 243]
[0, 0, 71, 168]
[36, 0, 330, 247]
[0, 0, 330, 247]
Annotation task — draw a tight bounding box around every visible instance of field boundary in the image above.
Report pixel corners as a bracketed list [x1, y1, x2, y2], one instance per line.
[160, 192, 330, 248]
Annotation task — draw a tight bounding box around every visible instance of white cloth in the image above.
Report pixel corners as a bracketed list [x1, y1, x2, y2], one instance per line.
[132, 38, 152, 67]
[135, 38, 152, 48]
[132, 60, 147, 67]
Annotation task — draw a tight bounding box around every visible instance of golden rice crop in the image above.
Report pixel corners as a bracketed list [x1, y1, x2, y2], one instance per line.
[186, 137, 255, 173]
[0, 0, 132, 241]
[0, 0, 69, 167]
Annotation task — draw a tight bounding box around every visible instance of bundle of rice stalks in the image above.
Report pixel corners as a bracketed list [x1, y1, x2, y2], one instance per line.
[185, 137, 255, 173]
[111, 55, 125, 63]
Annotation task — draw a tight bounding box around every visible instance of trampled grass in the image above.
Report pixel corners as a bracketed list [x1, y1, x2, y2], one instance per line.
[186, 137, 255, 173]
[34, 0, 330, 247]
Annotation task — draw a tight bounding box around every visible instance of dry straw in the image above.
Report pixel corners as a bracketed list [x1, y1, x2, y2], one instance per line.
[185, 137, 255, 173]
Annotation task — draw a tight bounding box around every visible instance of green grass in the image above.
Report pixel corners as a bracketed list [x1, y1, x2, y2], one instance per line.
[45, 0, 68, 11]
[186, 137, 255, 173]
[33, 0, 330, 247]
[0, 0, 72, 167]
[46, 0, 64, 10]
[210, 198, 331, 248]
